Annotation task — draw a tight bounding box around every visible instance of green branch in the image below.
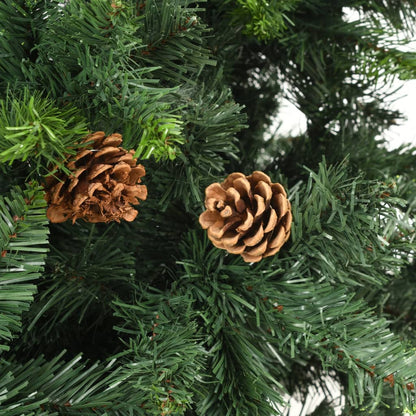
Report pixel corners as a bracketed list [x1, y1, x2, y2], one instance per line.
[0, 89, 88, 176]
[0, 183, 49, 353]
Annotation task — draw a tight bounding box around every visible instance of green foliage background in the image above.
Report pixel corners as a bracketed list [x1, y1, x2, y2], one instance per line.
[1, 0, 416, 415]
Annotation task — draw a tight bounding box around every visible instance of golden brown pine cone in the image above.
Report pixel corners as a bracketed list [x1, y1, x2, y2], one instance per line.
[199, 171, 292, 262]
[44, 131, 147, 223]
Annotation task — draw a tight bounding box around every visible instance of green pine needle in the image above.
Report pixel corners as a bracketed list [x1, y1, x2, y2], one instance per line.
[0, 89, 88, 176]
[0, 183, 49, 353]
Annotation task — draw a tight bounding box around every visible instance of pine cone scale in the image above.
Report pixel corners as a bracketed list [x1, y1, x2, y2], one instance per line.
[221, 231, 240, 247]
[68, 149, 91, 169]
[283, 210, 292, 232]
[233, 177, 251, 198]
[220, 205, 233, 218]
[272, 192, 289, 218]
[240, 252, 260, 262]
[94, 146, 121, 159]
[226, 187, 246, 212]
[246, 239, 268, 257]
[223, 172, 245, 188]
[255, 180, 272, 202]
[128, 166, 146, 184]
[50, 181, 65, 204]
[111, 163, 130, 182]
[205, 198, 218, 211]
[269, 226, 286, 249]
[88, 182, 105, 197]
[206, 183, 227, 200]
[199, 210, 221, 228]
[208, 224, 225, 240]
[254, 194, 266, 218]
[264, 209, 278, 233]
[73, 194, 89, 209]
[226, 243, 246, 254]
[102, 133, 123, 147]
[236, 211, 254, 232]
[243, 224, 264, 246]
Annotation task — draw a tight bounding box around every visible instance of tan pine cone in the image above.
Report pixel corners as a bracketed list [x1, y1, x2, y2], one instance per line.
[44, 131, 147, 223]
[199, 171, 292, 262]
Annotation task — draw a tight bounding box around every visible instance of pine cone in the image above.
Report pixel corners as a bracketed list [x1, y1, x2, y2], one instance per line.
[199, 171, 292, 262]
[45, 131, 147, 223]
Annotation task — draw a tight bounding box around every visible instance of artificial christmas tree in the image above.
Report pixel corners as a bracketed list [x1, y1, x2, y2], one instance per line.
[1, 1, 416, 415]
